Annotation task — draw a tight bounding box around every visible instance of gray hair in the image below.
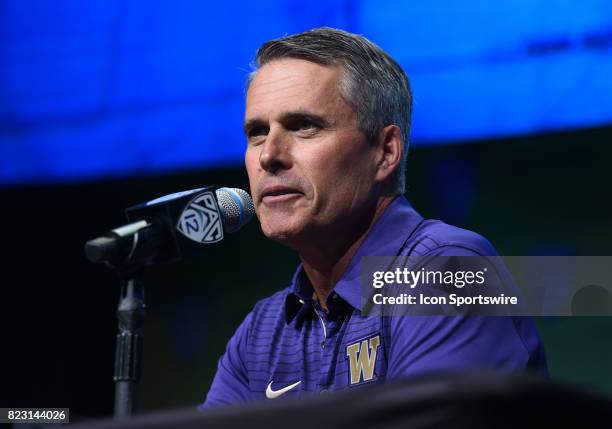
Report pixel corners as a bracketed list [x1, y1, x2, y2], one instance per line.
[250, 27, 412, 194]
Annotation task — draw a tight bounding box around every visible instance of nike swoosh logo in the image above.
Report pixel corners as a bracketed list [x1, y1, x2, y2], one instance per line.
[265, 380, 302, 399]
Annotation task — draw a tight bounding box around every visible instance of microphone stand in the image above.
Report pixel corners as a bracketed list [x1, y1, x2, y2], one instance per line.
[84, 186, 253, 418]
[85, 221, 162, 419]
[113, 273, 145, 418]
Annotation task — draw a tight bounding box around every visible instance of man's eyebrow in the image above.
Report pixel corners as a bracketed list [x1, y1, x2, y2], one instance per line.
[244, 118, 266, 135]
[281, 111, 329, 127]
[244, 111, 330, 134]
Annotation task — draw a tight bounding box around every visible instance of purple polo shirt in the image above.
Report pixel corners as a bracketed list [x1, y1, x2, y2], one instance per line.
[201, 196, 547, 408]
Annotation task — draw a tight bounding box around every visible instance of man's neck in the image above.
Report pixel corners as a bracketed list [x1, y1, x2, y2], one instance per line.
[299, 195, 396, 312]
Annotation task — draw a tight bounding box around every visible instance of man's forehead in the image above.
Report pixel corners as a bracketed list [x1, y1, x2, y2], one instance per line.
[245, 59, 345, 118]
[250, 58, 341, 87]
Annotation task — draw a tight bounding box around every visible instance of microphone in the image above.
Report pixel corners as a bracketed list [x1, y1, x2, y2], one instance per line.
[85, 186, 254, 270]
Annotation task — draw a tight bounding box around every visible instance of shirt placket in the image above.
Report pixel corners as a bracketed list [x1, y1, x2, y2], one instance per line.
[313, 297, 344, 395]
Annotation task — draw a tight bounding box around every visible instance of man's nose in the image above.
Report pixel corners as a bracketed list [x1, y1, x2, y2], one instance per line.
[259, 127, 292, 173]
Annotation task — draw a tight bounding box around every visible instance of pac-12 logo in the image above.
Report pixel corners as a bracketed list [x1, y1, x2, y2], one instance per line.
[176, 191, 223, 243]
[346, 334, 381, 385]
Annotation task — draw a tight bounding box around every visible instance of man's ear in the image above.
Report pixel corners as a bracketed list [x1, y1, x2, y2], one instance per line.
[375, 125, 403, 184]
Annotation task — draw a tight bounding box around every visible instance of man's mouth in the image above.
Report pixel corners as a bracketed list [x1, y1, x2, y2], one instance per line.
[261, 185, 303, 204]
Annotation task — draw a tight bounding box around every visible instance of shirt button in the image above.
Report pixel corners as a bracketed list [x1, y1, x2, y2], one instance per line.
[320, 340, 325, 349]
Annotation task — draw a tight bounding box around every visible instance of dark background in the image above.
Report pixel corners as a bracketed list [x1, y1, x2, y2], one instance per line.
[2, 126, 612, 419]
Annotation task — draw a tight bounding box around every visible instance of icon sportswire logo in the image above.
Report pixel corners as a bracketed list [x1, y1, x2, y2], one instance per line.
[265, 380, 302, 399]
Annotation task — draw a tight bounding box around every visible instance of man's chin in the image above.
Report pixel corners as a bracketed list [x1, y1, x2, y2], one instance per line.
[262, 227, 297, 243]
[260, 223, 305, 249]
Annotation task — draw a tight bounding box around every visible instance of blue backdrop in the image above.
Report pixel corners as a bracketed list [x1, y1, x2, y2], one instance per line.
[1, 0, 611, 186]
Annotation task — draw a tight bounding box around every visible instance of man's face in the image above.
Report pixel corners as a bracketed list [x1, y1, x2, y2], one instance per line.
[244, 58, 381, 247]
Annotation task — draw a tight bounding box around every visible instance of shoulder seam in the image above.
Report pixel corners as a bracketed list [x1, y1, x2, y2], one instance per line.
[421, 243, 489, 257]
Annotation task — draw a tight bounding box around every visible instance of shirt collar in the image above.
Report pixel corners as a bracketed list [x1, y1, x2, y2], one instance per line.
[285, 267, 315, 323]
[285, 195, 423, 321]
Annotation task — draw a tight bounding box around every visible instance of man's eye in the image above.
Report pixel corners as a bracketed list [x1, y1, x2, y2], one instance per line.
[291, 120, 320, 133]
[247, 127, 268, 142]
[298, 121, 316, 130]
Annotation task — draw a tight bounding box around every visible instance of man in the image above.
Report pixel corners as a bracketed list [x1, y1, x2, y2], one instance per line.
[201, 27, 546, 407]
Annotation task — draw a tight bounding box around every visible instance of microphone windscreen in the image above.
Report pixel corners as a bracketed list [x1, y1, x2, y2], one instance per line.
[215, 187, 254, 233]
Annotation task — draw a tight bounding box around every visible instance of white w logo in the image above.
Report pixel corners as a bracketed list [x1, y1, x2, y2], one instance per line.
[346, 335, 380, 385]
